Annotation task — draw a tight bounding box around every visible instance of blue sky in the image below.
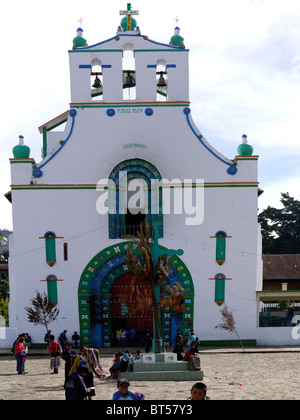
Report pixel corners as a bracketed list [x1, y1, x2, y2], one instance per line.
[1, 0, 300, 230]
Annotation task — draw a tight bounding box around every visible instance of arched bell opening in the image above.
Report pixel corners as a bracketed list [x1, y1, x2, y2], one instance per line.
[122, 43, 136, 100]
[156, 59, 168, 101]
[91, 59, 103, 101]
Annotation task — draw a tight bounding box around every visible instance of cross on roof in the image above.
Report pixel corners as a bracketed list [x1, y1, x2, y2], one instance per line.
[120, 3, 139, 31]
[78, 17, 84, 27]
[119, 3, 139, 16]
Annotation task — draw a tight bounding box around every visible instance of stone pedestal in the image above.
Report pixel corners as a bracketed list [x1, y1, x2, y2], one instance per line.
[120, 353, 204, 381]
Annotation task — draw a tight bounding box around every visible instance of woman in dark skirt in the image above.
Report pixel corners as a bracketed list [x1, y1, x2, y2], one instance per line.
[69, 347, 105, 400]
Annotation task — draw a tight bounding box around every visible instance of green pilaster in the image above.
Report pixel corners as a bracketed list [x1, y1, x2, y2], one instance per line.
[216, 236, 226, 265]
[215, 279, 225, 306]
[45, 237, 56, 267]
[47, 279, 58, 305]
[43, 127, 47, 158]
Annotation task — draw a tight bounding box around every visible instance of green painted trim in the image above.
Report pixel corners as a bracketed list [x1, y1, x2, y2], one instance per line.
[11, 186, 97, 190]
[205, 184, 258, 188]
[198, 340, 257, 348]
[216, 237, 226, 266]
[257, 290, 300, 295]
[43, 127, 47, 158]
[47, 118, 68, 132]
[215, 279, 225, 306]
[47, 280, 58, 305]
[29, 343, 48, 349]
[69, 49, 124, 53]
[71, 103, 189, 109]
[91, 91, 103, 98]
[235, 157, 258, 161]
[10, 160, 34, 164]
[45, 237, 56, 267]
[134, 49, 189, 53]
[11, 183, 259, 191]
[157, 90, 167, 97]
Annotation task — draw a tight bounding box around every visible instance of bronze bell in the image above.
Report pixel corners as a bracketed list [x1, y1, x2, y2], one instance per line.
[124, 72, 135, 88]
[157, 72, 167, 88]
[92, 75, 102, 89]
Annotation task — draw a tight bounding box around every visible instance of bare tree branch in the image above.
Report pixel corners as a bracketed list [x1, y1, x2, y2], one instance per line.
[215, 304, 245, 352]
[24, 291, 59, 335]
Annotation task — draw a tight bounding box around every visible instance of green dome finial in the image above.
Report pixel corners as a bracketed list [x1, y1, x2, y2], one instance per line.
[120, 16, 137, 32]
[170, 27, 185, 48]
[13, 136, 30, 159]
[73, 27, 88, 49]
[237, 134, 253, 156]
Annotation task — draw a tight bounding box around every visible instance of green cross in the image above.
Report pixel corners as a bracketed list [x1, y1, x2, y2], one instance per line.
[119, 3, 139, 31]
[151, 221, 184, 352]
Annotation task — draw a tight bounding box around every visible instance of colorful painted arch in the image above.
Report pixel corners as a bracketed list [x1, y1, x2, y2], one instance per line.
[78, 241, 194, 347]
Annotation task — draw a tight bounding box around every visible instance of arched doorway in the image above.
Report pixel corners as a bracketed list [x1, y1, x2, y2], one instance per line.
[78, 241, 194, 348]
[110, 273, 153, 344]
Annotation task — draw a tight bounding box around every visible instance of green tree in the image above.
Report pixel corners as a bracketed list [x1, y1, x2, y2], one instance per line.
[258, 193, 300, 254]
[0, 249, 8, 263]
[0, 275, 9, 300]
[0, 297, 9, 325]
[0, 249, 9, 300]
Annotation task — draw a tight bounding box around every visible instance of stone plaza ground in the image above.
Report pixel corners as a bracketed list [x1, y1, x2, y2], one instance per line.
[1, 347, 300, 400]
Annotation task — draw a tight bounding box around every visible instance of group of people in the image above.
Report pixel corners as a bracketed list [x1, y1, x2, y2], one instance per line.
[43, 333, 106, 400]
[11, 332, 32, 374]
[44, 329, 81, 350]
[114, 327, 152, 349]
[65, 373, 209, 401]
[108, 349, 142, 379]
[172, 329, 200, 361]
[64, 346, 106, 400]
[111, 379, 209, 401]
[11, 328, 210, 401]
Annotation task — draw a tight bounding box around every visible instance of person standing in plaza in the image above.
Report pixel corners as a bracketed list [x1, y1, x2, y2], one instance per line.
[49, 335, 62, 374]
[58, 330, 68, 351]
[14, 337, 27, 375]
[62, 343, 77, 384]
[120, 329, 127, 347]
[174, 329, 184, 352]
[116, 329, 121, 346]
[186, 329, 196, 350]
[65, 365, 90, 400]
[128, 328, 136, 346]
[71, 331, 80, 349]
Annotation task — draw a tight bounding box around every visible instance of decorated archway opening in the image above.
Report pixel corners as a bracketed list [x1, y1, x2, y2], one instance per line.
[108, 159, 163, 239]
[78, 242, 194, 348]
[110, 272, 153, 337]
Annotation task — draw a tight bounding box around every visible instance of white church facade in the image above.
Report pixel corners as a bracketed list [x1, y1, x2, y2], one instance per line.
[4, 4, 266, 348]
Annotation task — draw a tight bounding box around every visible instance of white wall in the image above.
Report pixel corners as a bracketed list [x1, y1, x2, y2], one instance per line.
[256, 327, 300, 346]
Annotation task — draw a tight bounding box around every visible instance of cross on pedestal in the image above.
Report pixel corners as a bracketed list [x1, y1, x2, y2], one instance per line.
[151, 221, 184, 275]
[151, 221, 184, 352]
[128, 221, 184, 353]
[119, 3, 139, 31]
